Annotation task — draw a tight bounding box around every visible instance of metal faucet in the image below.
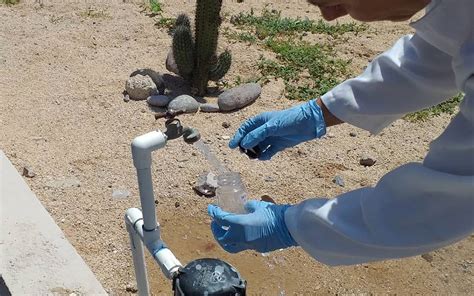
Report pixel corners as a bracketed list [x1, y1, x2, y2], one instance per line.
[162, 112, 200, 144]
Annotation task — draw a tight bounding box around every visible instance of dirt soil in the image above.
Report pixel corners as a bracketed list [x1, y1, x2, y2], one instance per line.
[1, 0, 473, 295]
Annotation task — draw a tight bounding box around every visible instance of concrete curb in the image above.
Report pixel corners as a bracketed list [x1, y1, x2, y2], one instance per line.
[0, 151, 107, 295]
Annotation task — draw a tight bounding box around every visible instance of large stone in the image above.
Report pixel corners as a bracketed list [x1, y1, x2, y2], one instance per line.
[165, 49, 179, 75]
[125, 74, 157, 100]
[218, 83, 262, 111]
[130, 68, 165, 94]
[147, 95, 171, 107]
[168, 95, 199, 113]
[200, 103, 220, 112]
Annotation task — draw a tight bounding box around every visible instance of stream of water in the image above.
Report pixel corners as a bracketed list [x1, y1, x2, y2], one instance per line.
[193, 139, 230, 175]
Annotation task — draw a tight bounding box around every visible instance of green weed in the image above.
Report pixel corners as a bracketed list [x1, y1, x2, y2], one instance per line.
[1, 0, 20, 4]
[404, 93, 463, 122]
[258, 39, 350, 100]
[149, 0, 162, 14]
[230, 9, 366, 39]
[225, 9, 361, 100]
[223, 29, 257, 44]
[155, 16, 175, 29]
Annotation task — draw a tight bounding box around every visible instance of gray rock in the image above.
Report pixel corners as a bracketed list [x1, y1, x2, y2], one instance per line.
[333, 175, 345, 187]
[168, 95, 199, 113]
[222, 122, 231, 128]
[200, 103, 220, 112]
[165, 49, 179, 75]
[130, 68, 165, 94]
[22, 166, 36, 178]
[112, 189, 130, 199]
[421, 253, 434, 263]
[46, 177, 81, 189]
[125, 74, 157, 100]
[218, 83, 262, 111]
[147, 95, 171, 107]
[360, 154, 376, 167]
[349, 132, 357, 137]
[193, 172, 218, 197]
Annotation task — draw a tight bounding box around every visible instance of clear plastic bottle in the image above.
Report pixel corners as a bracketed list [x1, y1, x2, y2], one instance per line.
[216, 172, 248, 214]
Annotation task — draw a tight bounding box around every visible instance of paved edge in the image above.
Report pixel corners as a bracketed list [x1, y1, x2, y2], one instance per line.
[0, 151, 107, 295]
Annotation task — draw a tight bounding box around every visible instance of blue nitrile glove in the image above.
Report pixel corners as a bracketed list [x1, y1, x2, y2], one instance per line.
[207, 200, 297, 253]
[229, 99, 326, 160]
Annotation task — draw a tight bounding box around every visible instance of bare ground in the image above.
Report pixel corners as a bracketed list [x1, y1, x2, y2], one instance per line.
[1, 0, 473, 295]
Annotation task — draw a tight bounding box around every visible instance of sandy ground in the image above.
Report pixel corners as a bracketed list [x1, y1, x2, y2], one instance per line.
[1, 0, 473, 295]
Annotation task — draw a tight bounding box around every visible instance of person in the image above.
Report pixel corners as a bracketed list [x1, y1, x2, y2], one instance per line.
[207, 0, 474, 265]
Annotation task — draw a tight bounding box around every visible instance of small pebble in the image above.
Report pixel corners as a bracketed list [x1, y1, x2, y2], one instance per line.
[222, 122, 231, 128]
[333, 175, 345, 187]
[349, 132, 357, 137]
[22, 166, 36, 178]
[360, 154, 376, 167]
[175, 201, 180, 208]
[421, 253, 434, 263]
[125, 283, 138, 293]
[260, 195, 276, 203]
[123, 93, 130, 102]
[221, 135, 230, 140]
[264, 176, 276, 182]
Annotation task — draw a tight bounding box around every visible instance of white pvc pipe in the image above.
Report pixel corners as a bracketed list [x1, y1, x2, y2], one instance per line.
[125, 210, 149, 296]
[131, 131, 167, 232]
[128, 130, 184, 287]
[126, 208, 182, 279]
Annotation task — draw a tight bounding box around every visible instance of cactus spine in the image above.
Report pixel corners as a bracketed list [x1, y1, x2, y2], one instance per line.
[171, 0, 231, 96]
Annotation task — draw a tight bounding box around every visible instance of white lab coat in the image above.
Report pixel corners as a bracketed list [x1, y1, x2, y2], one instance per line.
[285, 0, 474, 266]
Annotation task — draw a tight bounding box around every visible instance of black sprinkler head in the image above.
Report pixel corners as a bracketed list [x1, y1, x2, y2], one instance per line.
[173, 258, 246, 296]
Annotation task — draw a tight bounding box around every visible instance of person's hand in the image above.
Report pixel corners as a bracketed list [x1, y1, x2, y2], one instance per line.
[229, 100, 326, 160]
[207, 200, 297, 253]
[307, 0, 431, 22]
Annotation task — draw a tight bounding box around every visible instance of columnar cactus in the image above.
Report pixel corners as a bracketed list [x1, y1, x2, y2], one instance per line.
[171, 0, 231, 96]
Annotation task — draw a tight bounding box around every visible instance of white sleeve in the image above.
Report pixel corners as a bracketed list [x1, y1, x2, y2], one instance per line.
[285, 43, 474, 266]
[321, 34, 459, 134]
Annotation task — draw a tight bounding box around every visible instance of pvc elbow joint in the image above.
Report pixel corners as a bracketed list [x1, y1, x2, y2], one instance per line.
[131, 131, 168, 169]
